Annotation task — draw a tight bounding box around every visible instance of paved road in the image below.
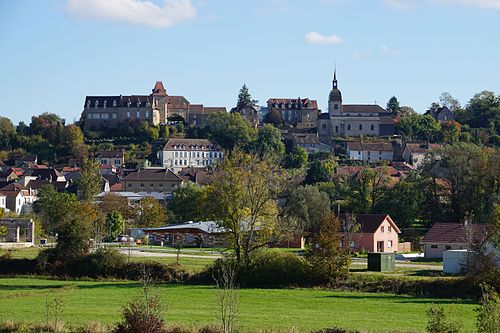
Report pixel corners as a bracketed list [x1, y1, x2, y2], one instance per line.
[118, 248, 221, 259]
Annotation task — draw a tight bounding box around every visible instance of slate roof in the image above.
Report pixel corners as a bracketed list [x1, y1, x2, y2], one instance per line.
[423, 223, 488, 244]
[342, 105, 388, 114]
[347, 141, 394, 152]
[290, 133, 320, 145]
[84, 95, 153, 108]
[122, 168, 183, 182]
[143, 221, 225, 234]
[267, 98, 318, 110]
[339, 214, 401, 234]
[318, 113, 330, 120]
[163, 138, 221, 151]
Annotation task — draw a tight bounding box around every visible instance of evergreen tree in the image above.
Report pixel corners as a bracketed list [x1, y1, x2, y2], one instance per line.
[235, 84, 258, 111]
[386, 96, 401, 115]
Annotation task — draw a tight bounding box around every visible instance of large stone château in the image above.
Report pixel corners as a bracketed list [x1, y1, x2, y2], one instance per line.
[81, 81, 170, 131]
[80, 81, 225, 131]
[318, 71, 395, 137]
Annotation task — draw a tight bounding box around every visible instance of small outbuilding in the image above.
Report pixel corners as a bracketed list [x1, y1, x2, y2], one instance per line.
[143, 221, 225, 248]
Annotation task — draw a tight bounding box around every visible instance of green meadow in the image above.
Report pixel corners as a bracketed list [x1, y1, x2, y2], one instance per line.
[0, 277, 476, 332]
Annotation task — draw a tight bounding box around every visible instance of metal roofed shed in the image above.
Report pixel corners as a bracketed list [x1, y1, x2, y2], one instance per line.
[143, 221, 226, 248]
[367, 252, 395, 272]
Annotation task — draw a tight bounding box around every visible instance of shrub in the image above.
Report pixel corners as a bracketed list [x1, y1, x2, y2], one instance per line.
[206, 251, 312, 288]
[165, 325, 198, 333]
[123, 262, 189, 282]
[312, 329, 360, 333]
[73, 321, 110, 333]
[67, 248, 126, 278]
[197, 325, 223, 333]
[114, 295, 167, 333]
[426, 305, 461, 333]
[0, 320, 29, 333]
[0, 256, 37, 275]
[476, 284, 500, 333]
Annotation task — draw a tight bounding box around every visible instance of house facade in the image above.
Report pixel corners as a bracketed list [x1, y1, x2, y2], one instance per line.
[402, 142, 442, 168]
[160, 138, 223, 173]
[267, 98, 319, 129]
[425, 106, 454, 123]
[422, 223, 488, 259]
[340, 214, 400, 253]
[286, 132, 331, 154]
[319, 71, 395, 137]
[237, 104, 260, 128]
[121, 167, 184, 193]
[186, 105, 226, 128]
[346, 141, 394, 161]
[96, 150, 125, 168]
[0, 183, 37, 215]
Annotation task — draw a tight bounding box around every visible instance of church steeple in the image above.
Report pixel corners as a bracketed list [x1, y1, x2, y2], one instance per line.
[329, 67, 342, 103]
[332, 68, 338, 89]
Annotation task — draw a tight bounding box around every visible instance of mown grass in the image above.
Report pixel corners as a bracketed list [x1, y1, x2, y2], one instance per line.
[0, 277, 477, 333]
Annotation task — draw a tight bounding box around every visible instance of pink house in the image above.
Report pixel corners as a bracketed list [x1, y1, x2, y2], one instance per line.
[340, 214, 401, 253]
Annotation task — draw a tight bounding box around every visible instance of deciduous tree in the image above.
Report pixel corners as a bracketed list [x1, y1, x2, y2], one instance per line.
[207, 150, 290, 266]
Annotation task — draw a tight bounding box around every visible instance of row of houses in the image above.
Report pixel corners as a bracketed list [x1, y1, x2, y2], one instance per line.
[140, 215, 489, 260]
[345, 141, 442, 167]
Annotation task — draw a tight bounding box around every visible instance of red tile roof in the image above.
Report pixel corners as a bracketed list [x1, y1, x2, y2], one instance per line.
[405, 142, 442, 154]
[151, 81, 167, 96]
[423, 223, 488, 244]
[339, 214, 400, 234]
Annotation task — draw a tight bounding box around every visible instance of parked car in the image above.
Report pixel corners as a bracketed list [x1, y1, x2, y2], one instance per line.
[117, 235, 134, 243]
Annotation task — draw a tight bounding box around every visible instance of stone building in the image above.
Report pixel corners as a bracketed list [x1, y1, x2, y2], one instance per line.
[346, 141, 395, 162]
[81, 81, 170, 131]
[318, 71, 395, 137]
[424, 106, 454, 123]
[121, 167, 184, 193]
[266, 98, 319, 129]
[160, 138, 223, 173]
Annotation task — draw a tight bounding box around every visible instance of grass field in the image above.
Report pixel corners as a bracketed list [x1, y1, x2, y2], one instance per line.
[0, 277, 477, 332]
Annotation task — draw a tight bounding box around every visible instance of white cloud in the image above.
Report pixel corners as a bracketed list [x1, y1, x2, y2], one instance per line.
[383, 0, 416, 10]
[434, 0, 500, 9]
[383, 0, 500, 10]
[382, 45, 400, 56]
[305, 31, 343, 44]
[64, 0, 196, 28]
[352, 51, 372, 60]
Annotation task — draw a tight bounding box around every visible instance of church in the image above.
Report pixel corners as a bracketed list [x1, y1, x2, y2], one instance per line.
[318, 72, 395, 137]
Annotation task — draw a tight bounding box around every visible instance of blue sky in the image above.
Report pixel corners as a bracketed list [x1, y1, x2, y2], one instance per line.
[1, 0, 499, 125]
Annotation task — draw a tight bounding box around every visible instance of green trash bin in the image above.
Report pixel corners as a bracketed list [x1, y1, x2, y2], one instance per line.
[367, 252, 395, 272]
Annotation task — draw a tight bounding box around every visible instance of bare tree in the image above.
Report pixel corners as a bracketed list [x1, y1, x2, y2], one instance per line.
[341, 213, 360, 256]
[213, 261, 239, 333]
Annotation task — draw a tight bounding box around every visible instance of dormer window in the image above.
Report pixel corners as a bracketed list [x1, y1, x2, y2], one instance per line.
[95, 100, 99, 108]
[113, 100, 117, 107]
[127, 99, 131, 107]
[103, 100, 107, 108]
[146, 100, 151, 107]
[86, 100, 90, 108]
[137, 100, 141, 107]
